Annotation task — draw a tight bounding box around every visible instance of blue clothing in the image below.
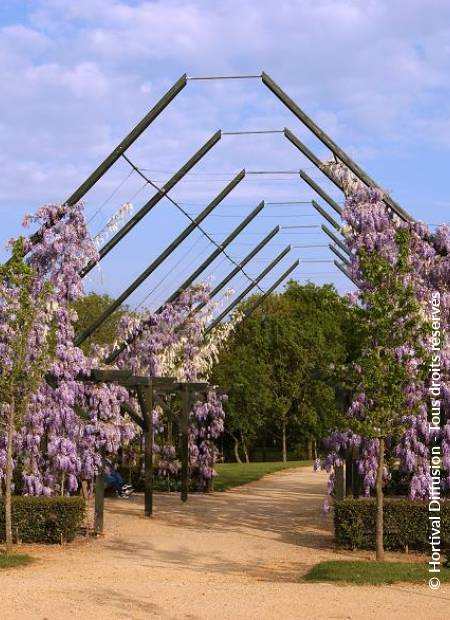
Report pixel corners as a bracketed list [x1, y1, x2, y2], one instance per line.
[104, 471, 125, 491]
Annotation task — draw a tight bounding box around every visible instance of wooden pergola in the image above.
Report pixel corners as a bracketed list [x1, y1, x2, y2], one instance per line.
[85, 369, 208, 531]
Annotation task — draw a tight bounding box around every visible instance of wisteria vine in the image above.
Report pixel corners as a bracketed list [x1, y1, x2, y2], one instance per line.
[317, 163, 450, 502]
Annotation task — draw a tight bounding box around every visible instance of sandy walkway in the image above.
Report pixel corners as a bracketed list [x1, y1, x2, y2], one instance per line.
[1, 467, 449, 619]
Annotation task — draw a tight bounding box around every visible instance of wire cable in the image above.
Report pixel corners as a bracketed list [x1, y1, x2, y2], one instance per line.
[87, 168, 135, 226]
[187, 74, 262, 80]
[121, 153, 265, 293]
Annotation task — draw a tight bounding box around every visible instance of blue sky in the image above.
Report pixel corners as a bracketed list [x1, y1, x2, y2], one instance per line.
[1, 0, 450, 313]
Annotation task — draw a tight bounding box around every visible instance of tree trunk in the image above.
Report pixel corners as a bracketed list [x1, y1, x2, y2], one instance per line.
[5, 400, 15, 554]
[241, 432, 250, 463]
[375, 437, 385, 561]
[281, 419, 287, 463]
[232, 434, 242, 464]
[313, 440, 317, 460]
[307, 438, 313, 460]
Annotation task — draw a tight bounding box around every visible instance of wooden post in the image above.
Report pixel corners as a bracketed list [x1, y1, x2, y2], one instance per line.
[94, 457, 105, 534]
[334, 464, 345, 501]
[137, 384, 154, 517]
[143, 387, 154, 517]
[180, 385, 190, 503]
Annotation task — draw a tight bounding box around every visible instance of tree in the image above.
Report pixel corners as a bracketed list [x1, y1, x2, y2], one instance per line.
[346, 229, 431, 560]
[212, 321, 271, 462]
[211, 282, 353, 462]
[72, 292, 128, 354]
[0, 240, 56, 552]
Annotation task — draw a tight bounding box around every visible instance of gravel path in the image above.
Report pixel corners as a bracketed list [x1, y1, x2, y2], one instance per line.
[1, 467, 449, 619]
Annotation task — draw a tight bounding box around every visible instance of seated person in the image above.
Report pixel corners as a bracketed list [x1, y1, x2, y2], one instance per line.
[104, 459, 134, 498]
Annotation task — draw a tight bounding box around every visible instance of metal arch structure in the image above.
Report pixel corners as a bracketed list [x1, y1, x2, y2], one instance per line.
[28, 70, 420, 356]
[21, 70, 427, 519]
[20, 69, 432, 301]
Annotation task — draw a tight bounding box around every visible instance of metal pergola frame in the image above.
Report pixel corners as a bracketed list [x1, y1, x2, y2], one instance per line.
[27, 70, 425, 520]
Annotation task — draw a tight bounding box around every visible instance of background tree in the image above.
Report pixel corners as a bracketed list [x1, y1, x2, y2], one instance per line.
[212, 315, 271, 462]
[212, 281, 353, 462]
[72, 292, 128, 354]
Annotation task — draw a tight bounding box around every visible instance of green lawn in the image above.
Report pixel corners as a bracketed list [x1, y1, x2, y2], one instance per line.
[213, 460, 311, 491]
[0, 553, 33, 570]
[304, 560, 450, 585]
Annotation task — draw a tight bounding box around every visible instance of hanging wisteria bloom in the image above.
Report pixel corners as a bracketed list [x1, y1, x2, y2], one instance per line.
[316, 161, 450, 502]
[1, 203, 137, 496]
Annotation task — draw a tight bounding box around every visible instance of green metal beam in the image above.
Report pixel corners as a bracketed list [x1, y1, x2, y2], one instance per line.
[75, 170, 245, 346]
[104, 201, 265, 364]
[329, 244, 350, 266]
[334, 260, 359, 287]
[195, 225, 280, 313]
[242, 261, 300, 319]
[312, 200, 340, 232]
[204, 245, 292, 335]
[299, 170, 341, 215]
[26, 74, 188, 253]
[80, 130, 222, 277]
[321, 225, 351, 257]
[284, 129, 343, 191]
[66, 74, 188, 207]
[262, 72, 412, 223]
[161, 201, 265, 309]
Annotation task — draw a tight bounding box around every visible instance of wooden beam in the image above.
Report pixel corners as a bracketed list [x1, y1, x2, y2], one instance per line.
[94, 458, 105, 534]
[137, 386, 154, 517]
[180, 384, 190, 503]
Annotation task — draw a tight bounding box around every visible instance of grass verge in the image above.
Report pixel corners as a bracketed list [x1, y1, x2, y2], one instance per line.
[213, 460, 311, 491]
[304, 560, 450, 585]
[0, 553, 34, 569]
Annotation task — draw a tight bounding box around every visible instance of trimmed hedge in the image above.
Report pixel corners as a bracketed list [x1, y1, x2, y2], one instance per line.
[334, 498, 450, 551]
[0, 496, 85, 544]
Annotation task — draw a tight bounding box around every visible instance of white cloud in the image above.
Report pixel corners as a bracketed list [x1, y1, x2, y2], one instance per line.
[1, 0, 450, 224]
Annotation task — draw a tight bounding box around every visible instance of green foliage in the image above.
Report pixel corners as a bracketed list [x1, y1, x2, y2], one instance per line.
[72, 292, 128, 354]
[0, 553, 34, 569]
[347, 230, 431, 441]
[304, 560, 450, 584]
[213, 460, 311, 491]
[0, 496, 85, 543]
[212, 281, 355, 458]
[334, 498, 450, 551]
[0, 237, 57, 418]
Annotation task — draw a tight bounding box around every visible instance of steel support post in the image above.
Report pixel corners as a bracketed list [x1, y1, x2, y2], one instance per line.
[194, 225, 280, 313]
[27, 74, 188, 251]
[262, 72, 412, 222]
[329, 244, 350, 266]
[76, 170, 245, 346]
[321, 225, 351, 256]
[180, 385, 190, 503]
[204, 246, 292, 335]
[334, 464, 345, 501]
[299, 170, 342, 215]
[94, 456, 105, 534]
[334, 260, 358, 287]
[80, 130, 222, 277]
[105, 201, 265, 364]
[312, 200, 341, 231]
[161, 201, 265, 309]
[137, 385, 154, 516]
[242, 261, 300, 320]
[67, 75, 188, 206]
